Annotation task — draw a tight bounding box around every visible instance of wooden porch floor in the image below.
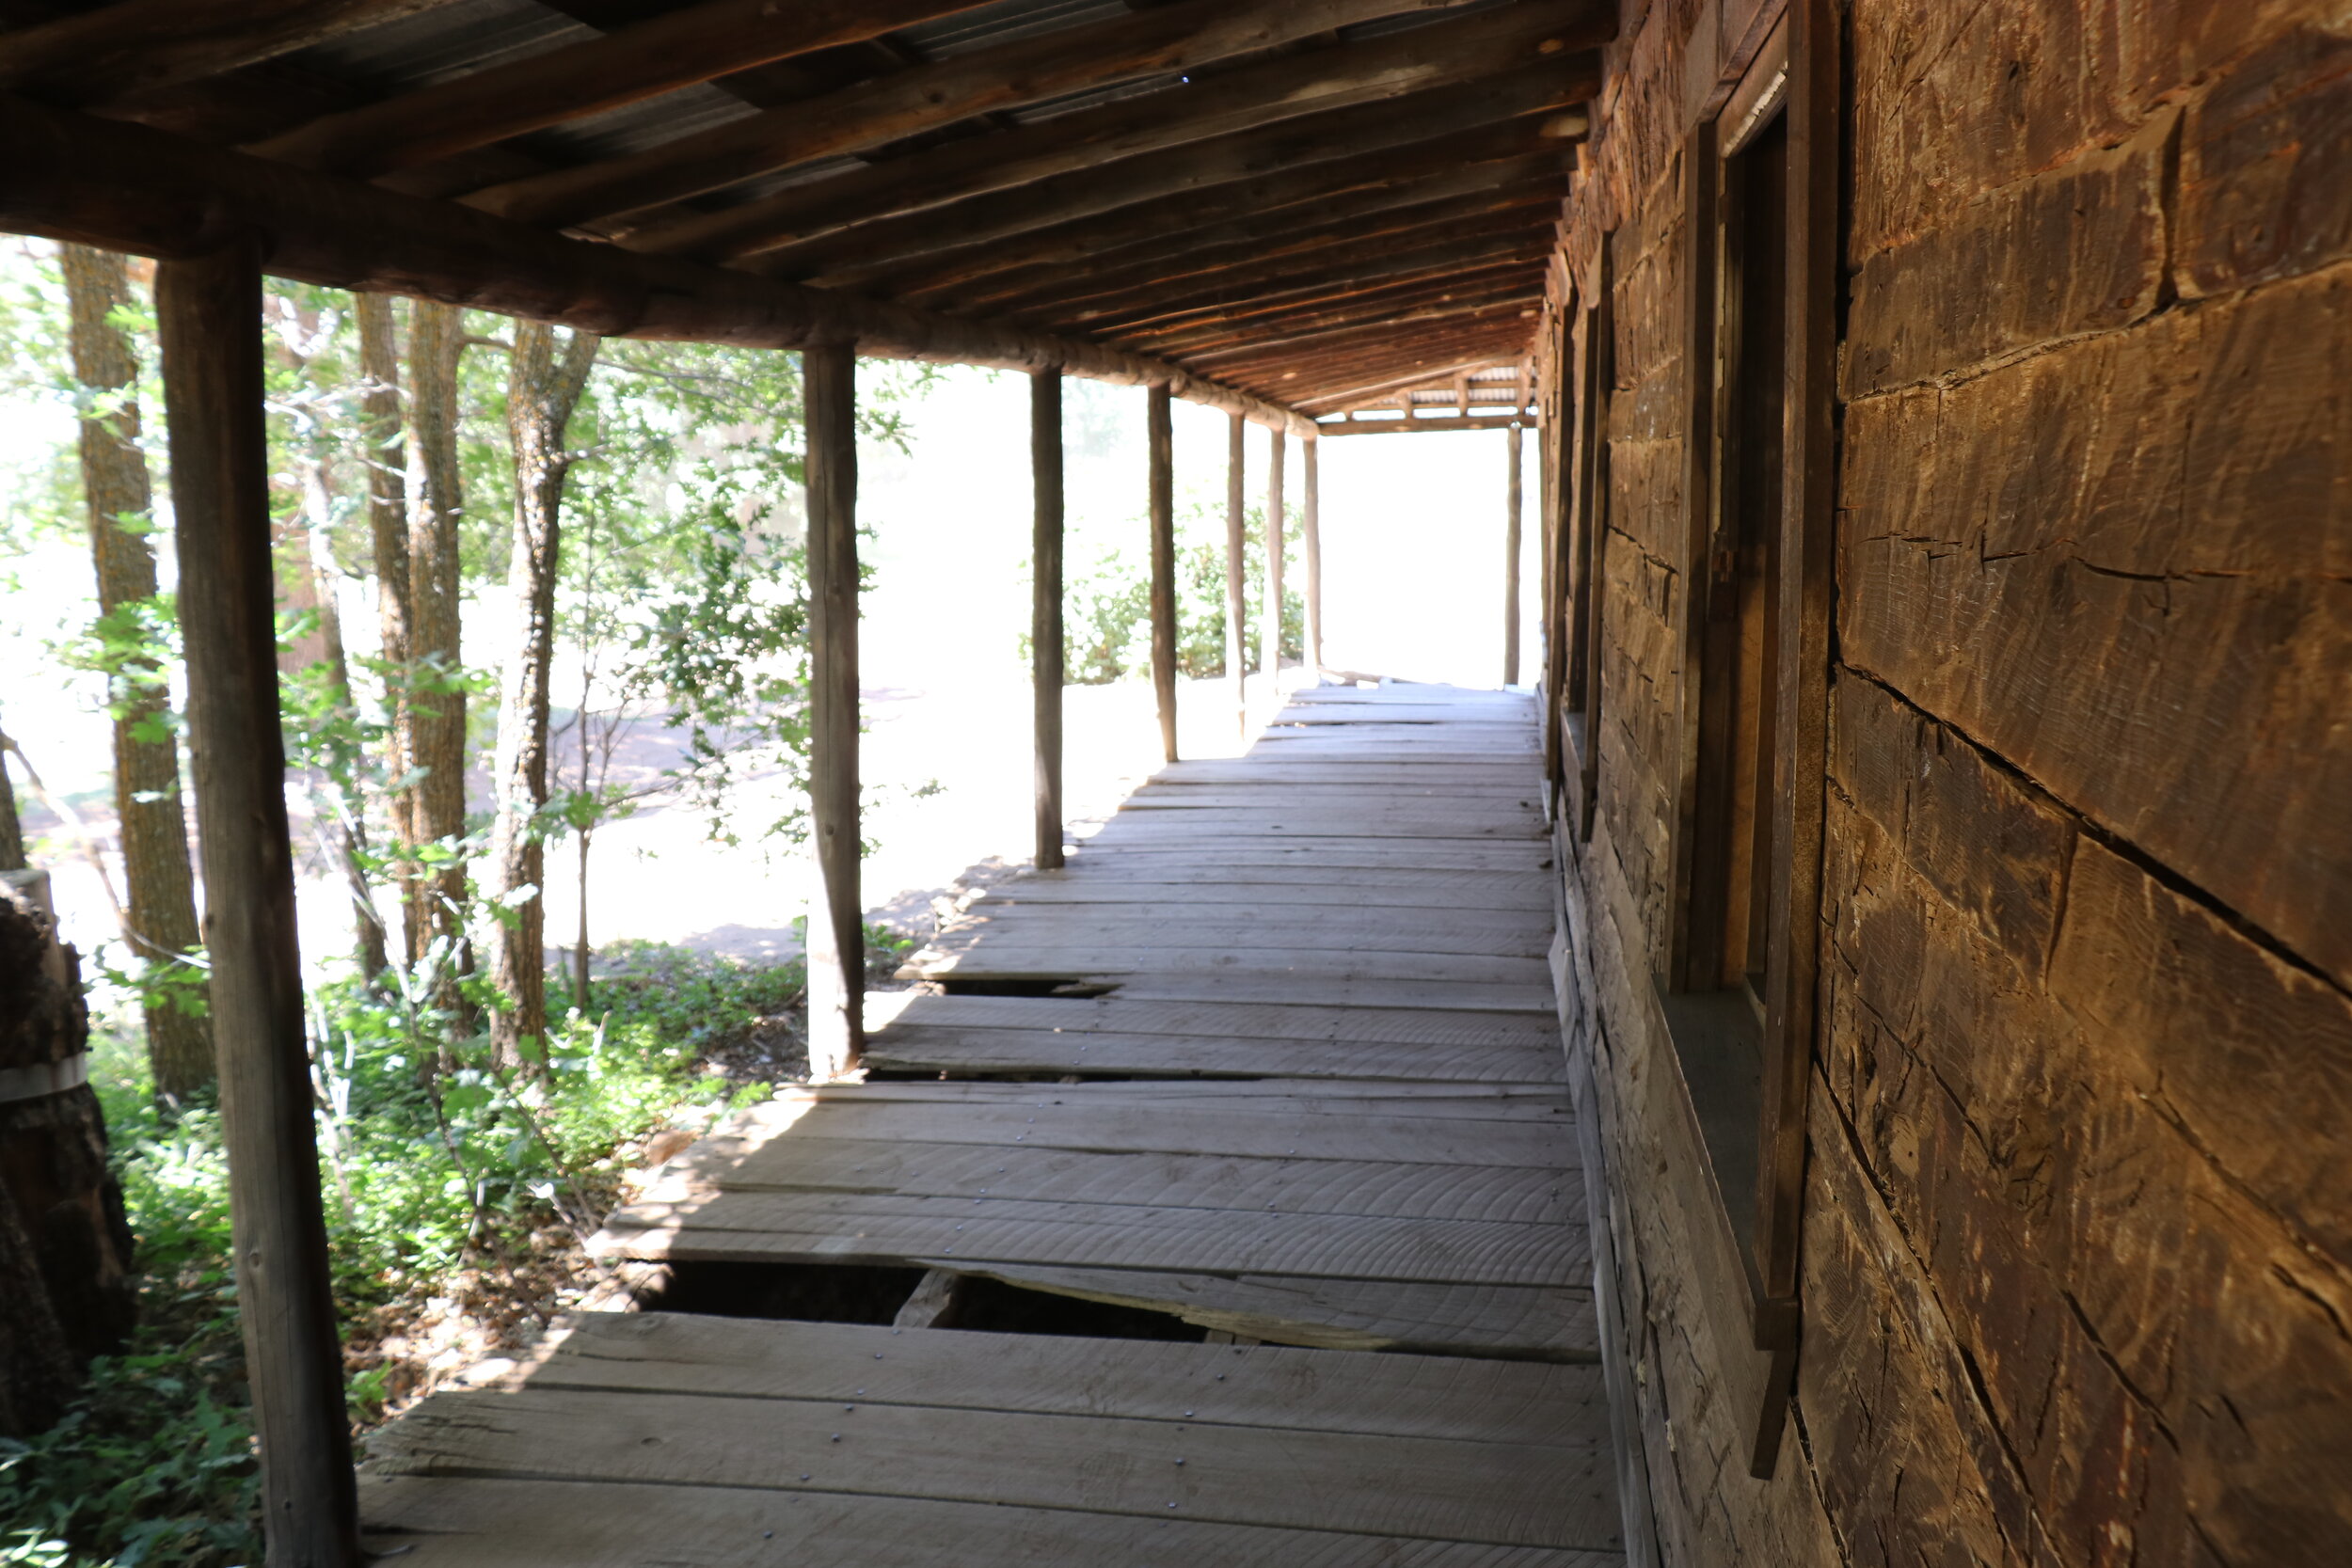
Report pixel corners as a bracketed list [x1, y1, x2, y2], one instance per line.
[358, 686, 1620, 1565]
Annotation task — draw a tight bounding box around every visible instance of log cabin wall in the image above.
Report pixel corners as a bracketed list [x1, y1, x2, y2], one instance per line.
[1545, 1, 2352, 1564]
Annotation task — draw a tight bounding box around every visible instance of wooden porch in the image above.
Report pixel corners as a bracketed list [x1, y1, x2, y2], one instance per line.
[359, 686, 1629, 1564]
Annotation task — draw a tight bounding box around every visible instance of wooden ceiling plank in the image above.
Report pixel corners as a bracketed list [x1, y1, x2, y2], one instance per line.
[955, 184, 1562, 324]
[1250, 331, 1530, 397]
[0, 0, 462, 109]
[1106, 254, 1543, 346]
[471, 0, 1589, 230]
[1184, 300, 1540, 376]
[0, 92, 1313, 434]
[247, 0, 1000, 177]
[1143, 275, 1542, 360]
[1067, 217, 1554, 336]
[897, 169, 1566, 319]
[743, 57, 1593, 287]
[864, 115, 1571, 307]
[628, 20, 1602, 261]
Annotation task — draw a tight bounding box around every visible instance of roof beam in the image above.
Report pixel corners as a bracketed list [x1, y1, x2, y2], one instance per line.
[0, 93, 1311, 434]
[1139, 270, 1543, 357]
[1291, 351, 1528, 410]
[944, 181, 1561, 323]
[1184, 299, 1540, 376]
[741, 57, 1595, 287]
[1299, 361, 1518, 412]
[1068, 216, 1555, 334]
[628, 13, 1604, 260]
[1317, 412, 1533, 435]
[469, 0, 1549, 230]
[866, 114, 1575, 306]
[246, 0, 998, 177]
[0, 0, 460, 108]
[860, 152, 1568, 310]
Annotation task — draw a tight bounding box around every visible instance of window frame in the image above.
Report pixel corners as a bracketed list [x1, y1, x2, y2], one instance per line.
[1649, 0, 1836, 1481]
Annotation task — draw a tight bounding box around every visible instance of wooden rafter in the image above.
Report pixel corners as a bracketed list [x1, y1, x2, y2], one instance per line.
[750, 63, 1590, 293]
[1067, 218, 1555, 335]
[871, 115, 1574, 307]
[471, 0, 1581, 230]
[0, 93, 1313, 433]
[0, 0, 460, 108]
[246, 0, 998, 177]
[1117, 258, 1543, 349]
[964, 184, 1571, 324]
[629, 23, 1601, 261]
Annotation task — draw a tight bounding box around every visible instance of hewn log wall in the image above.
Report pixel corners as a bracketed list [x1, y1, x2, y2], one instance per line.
[1549, 0, 2352, 1564]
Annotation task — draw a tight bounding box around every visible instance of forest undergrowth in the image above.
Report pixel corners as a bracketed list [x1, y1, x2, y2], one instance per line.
[0, 932, 909, 1567]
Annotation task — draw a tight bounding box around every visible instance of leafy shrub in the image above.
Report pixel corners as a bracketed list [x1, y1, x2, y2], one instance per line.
[0, 943, 804, 1566]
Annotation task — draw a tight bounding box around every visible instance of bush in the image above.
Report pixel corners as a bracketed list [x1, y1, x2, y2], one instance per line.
[0, 943, 804, 1567]
[1051, 498, 1305, 685]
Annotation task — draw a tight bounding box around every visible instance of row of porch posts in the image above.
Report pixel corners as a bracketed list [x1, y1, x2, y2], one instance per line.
[151, 274, 1325, 1554]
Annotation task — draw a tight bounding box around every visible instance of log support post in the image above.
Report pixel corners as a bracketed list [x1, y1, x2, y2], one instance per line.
[1031, 369, 1065, 869]
[1302, 435, 1323, 680]
[1223, 412, 1248, 735]
[1503, 420, 1523, 686]
[1147, 382, 1179, 764]
[158, 242, 360, 1567]
[1262, 427, 1286, 704]
[804, 341, 862, 1077]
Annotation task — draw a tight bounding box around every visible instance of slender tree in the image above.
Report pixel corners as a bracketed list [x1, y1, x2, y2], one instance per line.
[489, 321, 597, 1065]
[403, 300, 470, 995]
[58, 243, 212, 1101]
[355, 293, 417, 974]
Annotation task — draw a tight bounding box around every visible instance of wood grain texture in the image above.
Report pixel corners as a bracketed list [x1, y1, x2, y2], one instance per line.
[362, 1477, 1618, 1568]
[500, 1313, 1607, 1444]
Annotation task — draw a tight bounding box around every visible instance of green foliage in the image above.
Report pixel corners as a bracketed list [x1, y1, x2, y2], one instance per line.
[1055, 496, 1305, 685]
[0, 944, 803, 1567]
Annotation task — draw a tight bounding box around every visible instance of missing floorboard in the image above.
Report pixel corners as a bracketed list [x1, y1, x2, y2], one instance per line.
[648, 1260, 1211, 1345]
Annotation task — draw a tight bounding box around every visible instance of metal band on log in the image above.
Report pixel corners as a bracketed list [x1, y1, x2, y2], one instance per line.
[0, 95, 1315, 436]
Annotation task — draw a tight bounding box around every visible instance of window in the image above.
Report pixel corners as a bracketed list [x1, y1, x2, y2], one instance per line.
[1656, 15, 1816, 1485]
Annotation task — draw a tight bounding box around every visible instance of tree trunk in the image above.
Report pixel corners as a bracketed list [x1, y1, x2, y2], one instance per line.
[0, 871, 136, 1438]
[489, 322, 597, 1066]
[58, 243, 213, 1101]
[291, 452, 389, 985]
[355, 293, 416, 975]
[403, 299, 469, 1006]
[1224, 412, 1247, 735]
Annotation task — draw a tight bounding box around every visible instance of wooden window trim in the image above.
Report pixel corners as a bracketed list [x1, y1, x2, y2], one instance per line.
[1572, 240, 1613, 843]
[1649, 0, 1834, 1481]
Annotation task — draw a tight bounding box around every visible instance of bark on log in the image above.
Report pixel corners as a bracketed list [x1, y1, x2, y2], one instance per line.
[58, 242, 213, 1101]
[248, 0, 993, 178]
[0, 0, 461, 109]
[158, 239, 361, 1566]
[472, 0, 1520, 231]
[489, 323, 598, 1065]
[0, 95, 1314, 434]
[1031, 370, 1065, 872]
[803, 342, 862, 1079]
[0, 873, 135, 1440]
[1148, 382, 1179, 765]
